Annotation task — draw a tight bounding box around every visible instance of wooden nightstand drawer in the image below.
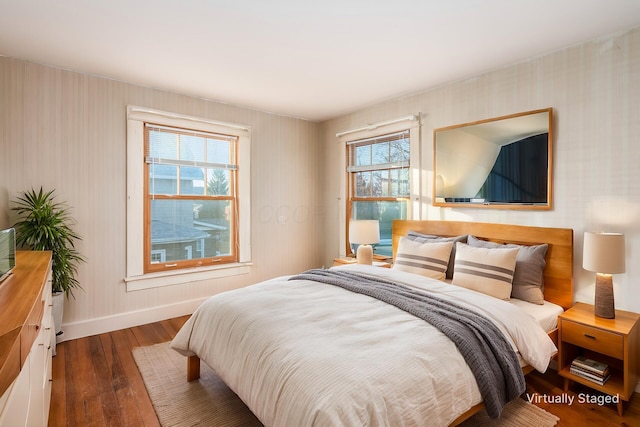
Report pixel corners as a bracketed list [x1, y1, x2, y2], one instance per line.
[562, 320, 623, 359]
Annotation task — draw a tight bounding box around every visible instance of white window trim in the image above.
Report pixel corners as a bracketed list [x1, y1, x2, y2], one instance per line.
[125, 105, 252, 291]
[337, 115, 421, 256]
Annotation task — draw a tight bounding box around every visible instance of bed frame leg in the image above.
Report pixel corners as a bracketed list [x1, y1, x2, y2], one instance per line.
[187, 355, 201, 381]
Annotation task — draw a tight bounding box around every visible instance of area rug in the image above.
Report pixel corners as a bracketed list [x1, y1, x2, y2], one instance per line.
[133, 342, 559, 427]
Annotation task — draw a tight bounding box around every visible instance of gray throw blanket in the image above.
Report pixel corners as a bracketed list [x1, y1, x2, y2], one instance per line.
[289, 268, 525, 419]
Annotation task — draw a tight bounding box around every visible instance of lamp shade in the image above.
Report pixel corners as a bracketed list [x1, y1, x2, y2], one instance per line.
[349, 220, 380, 245]
[583, 232, 625, 274]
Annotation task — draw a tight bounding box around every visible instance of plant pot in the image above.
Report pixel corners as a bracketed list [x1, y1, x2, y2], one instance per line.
[52, 291, 64, 342]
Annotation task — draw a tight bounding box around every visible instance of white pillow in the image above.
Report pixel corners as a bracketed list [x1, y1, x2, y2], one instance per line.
[393, 237, 453, 280]
[452, 242, 519, 300]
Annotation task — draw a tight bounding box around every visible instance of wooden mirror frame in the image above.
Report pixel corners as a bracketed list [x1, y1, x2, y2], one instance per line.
[433, 108, 553, 210]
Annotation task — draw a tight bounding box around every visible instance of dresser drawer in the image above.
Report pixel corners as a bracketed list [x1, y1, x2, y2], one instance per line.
[562, 319, 623, 359]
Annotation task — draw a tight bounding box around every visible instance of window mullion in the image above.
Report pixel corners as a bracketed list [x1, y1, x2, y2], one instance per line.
[176, 134, 182, 195]
[387, 143, 392, 196]
[352, 196, 403, 202]
[347, 162, 407, 173]
[145, 157, 238, 170]
[204, 138, 209, 197]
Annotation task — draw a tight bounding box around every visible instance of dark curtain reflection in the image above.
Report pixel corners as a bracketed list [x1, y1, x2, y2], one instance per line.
[478, 133, 548, 203]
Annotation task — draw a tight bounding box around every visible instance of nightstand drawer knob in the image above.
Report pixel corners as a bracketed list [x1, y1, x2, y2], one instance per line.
[584, 334, 596, 339]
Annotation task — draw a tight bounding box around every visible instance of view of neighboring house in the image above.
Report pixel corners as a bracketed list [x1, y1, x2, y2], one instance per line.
[149, 164, 232, 263]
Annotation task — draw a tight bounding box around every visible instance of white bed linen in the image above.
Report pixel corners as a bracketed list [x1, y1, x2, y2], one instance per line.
[509, 298, 564, 333]
[171, 265, 557, 427]
[442, 278, 564, 333]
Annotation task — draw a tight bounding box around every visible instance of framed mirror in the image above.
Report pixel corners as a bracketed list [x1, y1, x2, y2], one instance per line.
[433, 108, 553, 210]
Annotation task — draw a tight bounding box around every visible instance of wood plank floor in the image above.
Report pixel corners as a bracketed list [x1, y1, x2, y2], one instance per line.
[49, 317, 640, 426]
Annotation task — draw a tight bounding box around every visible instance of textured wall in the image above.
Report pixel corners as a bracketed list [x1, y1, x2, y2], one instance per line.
[0, 57, 322, 332]
[321, 27, 640, 313]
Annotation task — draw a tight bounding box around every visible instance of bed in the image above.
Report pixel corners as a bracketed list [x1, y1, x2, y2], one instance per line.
[171, 220, 574, 426]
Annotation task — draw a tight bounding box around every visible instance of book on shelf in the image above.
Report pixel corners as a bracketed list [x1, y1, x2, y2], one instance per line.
[570, 363, 610, 378]
[571, 356, 609, 375]
[570, 366, 611, 385]
[570, 363, 609, 377]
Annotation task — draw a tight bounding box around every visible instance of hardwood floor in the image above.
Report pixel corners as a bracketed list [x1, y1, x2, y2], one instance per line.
[49, 315, 190, 427]
[49, 317, 640, 426]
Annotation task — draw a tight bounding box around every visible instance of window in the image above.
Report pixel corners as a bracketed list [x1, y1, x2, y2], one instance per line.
[347, 130, 411, 257]
[145, 124, 238, 273]
[126, 106, 251, 291]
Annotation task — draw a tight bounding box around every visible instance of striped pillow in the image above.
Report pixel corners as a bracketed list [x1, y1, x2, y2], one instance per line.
[452, 242, 519, 300]
[406, 232, 467, 279]
[467, 235, 548, 304]
[393, 237, 453, 280]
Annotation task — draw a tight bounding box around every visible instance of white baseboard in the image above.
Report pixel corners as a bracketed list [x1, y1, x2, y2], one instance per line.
[57, 296, 208, 343]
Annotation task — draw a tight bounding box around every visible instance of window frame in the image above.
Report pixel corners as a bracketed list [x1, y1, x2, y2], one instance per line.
[143, 123, 239, 273]
[125, 106, 252, 291]
[338, 116, 420, 257]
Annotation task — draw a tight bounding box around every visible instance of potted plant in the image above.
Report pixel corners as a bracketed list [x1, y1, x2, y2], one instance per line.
[11, 187, 85, 338]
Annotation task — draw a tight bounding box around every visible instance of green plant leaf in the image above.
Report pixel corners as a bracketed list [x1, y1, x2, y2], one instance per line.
[11, 187, 85, 298]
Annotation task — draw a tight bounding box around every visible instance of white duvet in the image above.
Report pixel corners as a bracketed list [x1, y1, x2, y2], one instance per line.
[171, 264, 557, 427]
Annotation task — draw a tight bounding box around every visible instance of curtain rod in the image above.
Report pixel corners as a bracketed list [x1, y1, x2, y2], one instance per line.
[336, 114, 420, 138]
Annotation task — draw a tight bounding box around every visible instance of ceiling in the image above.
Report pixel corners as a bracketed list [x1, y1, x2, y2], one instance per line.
[1, 1, 639, 122]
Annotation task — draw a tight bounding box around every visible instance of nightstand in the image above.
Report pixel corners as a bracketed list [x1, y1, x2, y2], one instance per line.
[332, 257, 392, 268]
[558, 302, 640, 415]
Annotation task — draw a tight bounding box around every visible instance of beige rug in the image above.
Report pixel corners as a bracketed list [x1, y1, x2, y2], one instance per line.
[133, 342, 559, 427]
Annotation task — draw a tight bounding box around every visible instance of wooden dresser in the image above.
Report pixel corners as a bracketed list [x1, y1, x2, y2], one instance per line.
[0, 251, 54, 426]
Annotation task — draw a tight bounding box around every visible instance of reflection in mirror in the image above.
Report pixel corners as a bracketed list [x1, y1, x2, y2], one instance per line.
[433, 108, 552, 209]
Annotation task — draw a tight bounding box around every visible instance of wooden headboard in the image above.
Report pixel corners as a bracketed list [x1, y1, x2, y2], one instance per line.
[392, 220, 574, 310]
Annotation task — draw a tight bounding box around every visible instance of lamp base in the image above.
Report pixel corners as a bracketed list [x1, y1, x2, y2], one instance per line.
[356, 244, 373, 265]
[594, 273, 615, 319]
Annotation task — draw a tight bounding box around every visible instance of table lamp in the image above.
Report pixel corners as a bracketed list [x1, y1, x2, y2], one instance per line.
[349, 220, 380, 265]
[583, 232, 625, 319]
